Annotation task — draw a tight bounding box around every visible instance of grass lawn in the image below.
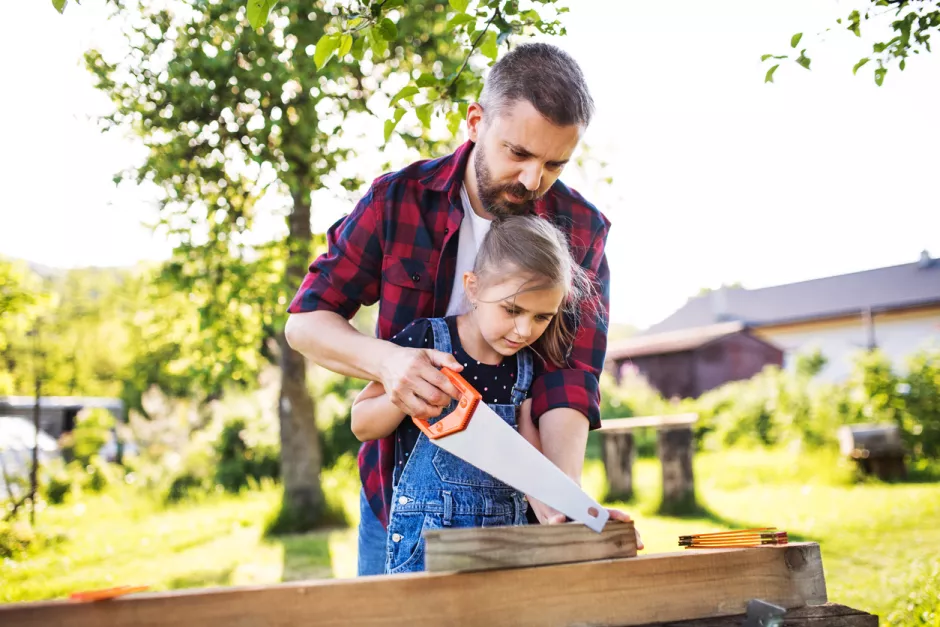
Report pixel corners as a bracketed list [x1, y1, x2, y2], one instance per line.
[2, 448, 938, 626]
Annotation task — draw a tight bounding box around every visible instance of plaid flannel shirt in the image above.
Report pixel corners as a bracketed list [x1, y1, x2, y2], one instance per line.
[287, 140, 611, 528]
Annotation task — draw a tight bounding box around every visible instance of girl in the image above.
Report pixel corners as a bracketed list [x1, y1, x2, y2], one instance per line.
[350, 213, 596, 575]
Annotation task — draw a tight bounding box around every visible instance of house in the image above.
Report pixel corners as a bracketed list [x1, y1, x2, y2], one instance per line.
[605, 322, 783, 398]
[0, 396, 125, 440]
[607, 251, 940, 396]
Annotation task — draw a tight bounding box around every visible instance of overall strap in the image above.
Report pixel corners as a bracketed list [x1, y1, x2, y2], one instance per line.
[428, 318, 452, 354]
[511, 348, 534, 408]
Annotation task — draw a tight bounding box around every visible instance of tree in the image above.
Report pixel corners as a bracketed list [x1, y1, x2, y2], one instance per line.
[84, 0, 570, 528]
[762, 1, 940, 86]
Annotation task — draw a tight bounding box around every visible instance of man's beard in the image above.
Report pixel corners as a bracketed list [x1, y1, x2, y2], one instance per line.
[474, 144, 537, 217]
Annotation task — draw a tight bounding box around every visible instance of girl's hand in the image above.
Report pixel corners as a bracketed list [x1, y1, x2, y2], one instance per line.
[530, 500, 644, 550]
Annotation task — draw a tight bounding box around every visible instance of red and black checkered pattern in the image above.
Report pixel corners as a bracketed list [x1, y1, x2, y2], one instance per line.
[287, 140, 612, 528]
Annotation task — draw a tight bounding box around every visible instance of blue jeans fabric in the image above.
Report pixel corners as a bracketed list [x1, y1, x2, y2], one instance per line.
[384, 317, 533, 575]
[357, 486, 388, 576]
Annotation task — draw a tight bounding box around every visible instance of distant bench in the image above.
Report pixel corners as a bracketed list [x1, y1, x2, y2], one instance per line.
[596, 413, 698, 510]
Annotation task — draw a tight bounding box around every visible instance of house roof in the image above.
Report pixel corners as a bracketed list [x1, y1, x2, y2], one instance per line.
[606, 321, 748, 360]
[644, 252, 940, 335]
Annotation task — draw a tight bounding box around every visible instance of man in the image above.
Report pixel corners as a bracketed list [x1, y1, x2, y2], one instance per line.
[286, 42, 636, 576]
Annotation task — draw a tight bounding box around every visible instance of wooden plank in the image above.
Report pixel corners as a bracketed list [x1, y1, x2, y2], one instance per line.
[636, 603, 877, 626]
[598, 413, 698, 432]
[423, 520, 637, 573]
[0, 543, 828, 627]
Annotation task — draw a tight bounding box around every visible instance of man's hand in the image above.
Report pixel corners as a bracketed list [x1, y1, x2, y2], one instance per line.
[528, 498, 644, 550]
[379, 346, 464, 420]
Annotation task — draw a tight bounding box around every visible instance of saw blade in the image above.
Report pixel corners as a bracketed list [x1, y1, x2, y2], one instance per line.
[429, 401, 609, 532]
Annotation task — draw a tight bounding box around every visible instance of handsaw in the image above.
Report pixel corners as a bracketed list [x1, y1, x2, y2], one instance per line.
[411, 367, 609, 533]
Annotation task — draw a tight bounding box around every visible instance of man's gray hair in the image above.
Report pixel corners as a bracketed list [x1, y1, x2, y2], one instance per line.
[479, 42, 595, 128]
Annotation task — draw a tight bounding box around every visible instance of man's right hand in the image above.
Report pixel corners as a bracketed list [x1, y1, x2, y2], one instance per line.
[379, 346, 464, 420]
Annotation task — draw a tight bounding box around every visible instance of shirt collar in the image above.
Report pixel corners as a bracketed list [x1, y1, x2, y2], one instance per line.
[421, 139, 474, 198]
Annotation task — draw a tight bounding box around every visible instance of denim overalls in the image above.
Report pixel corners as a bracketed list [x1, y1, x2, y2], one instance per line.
[384, 317, 533, 575]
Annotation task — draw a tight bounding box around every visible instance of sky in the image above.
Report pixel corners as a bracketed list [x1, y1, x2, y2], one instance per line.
[1, 0, 938, 330]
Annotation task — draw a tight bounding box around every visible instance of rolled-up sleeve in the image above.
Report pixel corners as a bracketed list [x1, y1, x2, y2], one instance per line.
[530, 219, 611, 430]
[287, 185, 384, 317]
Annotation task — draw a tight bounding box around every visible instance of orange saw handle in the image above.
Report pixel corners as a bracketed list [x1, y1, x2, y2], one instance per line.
[411, 367, 482, 439]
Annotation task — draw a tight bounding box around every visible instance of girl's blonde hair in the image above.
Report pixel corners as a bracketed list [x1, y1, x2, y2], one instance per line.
[472, 214, 596, 367]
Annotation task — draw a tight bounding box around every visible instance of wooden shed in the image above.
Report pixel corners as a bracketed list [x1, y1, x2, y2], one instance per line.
[605, 322, 783, 399]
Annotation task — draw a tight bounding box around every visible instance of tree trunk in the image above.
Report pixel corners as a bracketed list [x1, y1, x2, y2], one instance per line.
[277, 331, 324, 524]
[277, 186, 324, 527]
[30, 374, 41, 526]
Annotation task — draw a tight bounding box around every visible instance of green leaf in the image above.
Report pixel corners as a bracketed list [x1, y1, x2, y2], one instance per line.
[390, 85, 419, 106]
[446, 110, 463, 136]
[479, 30, 499, 61]
[51, 0, 67, 14]
[384, 119, 397, 143]
[761, 54, 773, 62]
[503, 0, 519, 15]
[847, 10, 861, 36]
[384, 107, 407, 142]
[347, 17, 363, 28]
[314, 34, 340, 70]
[351, 35, 367, 61]
[899, 58, 906, 71]
[449, 0, 470, 13]
[447, 13, 475, 30]
[764, 64, 780, 83]
[383, 0, 406, 8]
[416, 103, 433, 128]
[874, 66, 887, 86]
[790, 32, 803, 48]
[369, 29, 389, 58]
[338, 34, 353, 58]
[416, 73, 438, 88]
[796, 49, 811, 70]
[378, 18, 398, 41]
[852, 57, 870, 75]
[246, 0, 275, 29]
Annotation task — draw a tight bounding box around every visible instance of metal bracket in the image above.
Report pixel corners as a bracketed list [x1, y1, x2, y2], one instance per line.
[742, 599, 786, 627]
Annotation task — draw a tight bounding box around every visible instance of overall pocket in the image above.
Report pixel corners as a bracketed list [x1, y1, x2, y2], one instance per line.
[387, 512, 442, 575]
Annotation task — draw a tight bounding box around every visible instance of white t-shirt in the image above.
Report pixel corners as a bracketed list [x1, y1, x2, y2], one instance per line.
[445, 184, 492, 316]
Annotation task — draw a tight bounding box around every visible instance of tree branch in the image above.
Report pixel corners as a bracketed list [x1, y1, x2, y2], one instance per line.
[448, 7, 501, 95]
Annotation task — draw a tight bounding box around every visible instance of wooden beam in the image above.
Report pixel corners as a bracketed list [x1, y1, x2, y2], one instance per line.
[0, 543, 827, 627]
[598, 413, 698, 432]
[424, 520, 637, 573]
[636, 603, 877, 626]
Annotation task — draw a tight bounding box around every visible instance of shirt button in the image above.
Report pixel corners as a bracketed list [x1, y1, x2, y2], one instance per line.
[392, 533, 403, 542]
[444, 227, 449, 234]
[398, 496, 408, 505]
[411, 273, 421, 282]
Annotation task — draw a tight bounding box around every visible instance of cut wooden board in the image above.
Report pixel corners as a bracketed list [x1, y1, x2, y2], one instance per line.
[0, 542, 827, 627]
[424, 520, 637, 572]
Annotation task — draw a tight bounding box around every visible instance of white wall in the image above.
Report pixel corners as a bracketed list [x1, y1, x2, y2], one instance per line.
[755, 310, 940, 381]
